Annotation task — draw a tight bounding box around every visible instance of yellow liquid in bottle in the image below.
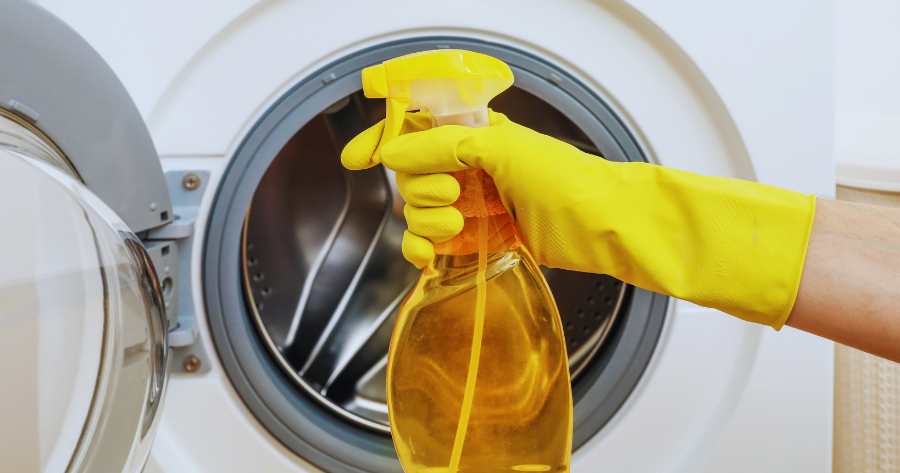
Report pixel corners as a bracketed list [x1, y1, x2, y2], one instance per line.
[387, 215, 573, 472]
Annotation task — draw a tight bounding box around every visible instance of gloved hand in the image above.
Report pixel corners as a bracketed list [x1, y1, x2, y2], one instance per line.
[342, 110, 816, 329]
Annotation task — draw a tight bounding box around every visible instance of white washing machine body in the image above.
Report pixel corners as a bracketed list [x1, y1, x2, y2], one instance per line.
[33, 1, 835, 472]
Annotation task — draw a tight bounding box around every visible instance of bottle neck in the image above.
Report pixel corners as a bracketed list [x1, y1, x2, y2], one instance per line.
[428, 244, 522, 282]
[432, 108, 490, 128]
[433, 169, 519, 256]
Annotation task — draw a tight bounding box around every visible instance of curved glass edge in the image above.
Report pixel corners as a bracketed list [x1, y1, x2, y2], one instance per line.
[0, 108, 80, 180]
[0, 147, 168, 473]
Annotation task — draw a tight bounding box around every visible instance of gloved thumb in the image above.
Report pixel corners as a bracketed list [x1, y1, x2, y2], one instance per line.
[379, 109, 518, 175]
[381, 125, 472, 174]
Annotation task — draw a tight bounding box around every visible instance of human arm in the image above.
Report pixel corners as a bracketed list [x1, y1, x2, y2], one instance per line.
[343, 111, 900, 359]
[787, 198, 900, 362]
[342, 111, 815, 330]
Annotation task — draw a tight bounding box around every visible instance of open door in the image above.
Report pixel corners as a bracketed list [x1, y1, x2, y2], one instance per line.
[0, 117, 168, 471]
[0, 1, 176, 471]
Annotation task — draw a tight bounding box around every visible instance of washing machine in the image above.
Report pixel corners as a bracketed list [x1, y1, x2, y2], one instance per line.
[0, 0, 834, 471]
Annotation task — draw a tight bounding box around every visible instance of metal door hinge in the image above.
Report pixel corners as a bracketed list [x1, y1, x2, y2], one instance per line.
[144, 170, 212, 373]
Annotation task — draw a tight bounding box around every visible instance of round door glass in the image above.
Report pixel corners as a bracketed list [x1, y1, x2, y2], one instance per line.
[0, 127, 167, 473]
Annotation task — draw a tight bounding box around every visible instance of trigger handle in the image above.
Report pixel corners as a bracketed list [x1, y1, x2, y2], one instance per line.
[373, 97, 410, 164]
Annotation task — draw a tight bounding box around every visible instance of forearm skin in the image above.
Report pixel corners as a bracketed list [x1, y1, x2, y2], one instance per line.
[787, 198, 900, 362]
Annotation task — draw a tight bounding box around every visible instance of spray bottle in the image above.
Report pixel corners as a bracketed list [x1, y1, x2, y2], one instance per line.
[362, 50, 572, 473]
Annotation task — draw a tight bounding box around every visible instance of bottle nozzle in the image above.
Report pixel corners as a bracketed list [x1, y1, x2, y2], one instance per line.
[361, 50, 514, 163]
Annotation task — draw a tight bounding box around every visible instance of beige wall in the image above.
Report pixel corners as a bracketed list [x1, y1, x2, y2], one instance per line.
[833, 185, 900, 472]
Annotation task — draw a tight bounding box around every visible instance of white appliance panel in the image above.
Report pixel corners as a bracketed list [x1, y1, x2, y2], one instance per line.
[36, 1, 834, 471]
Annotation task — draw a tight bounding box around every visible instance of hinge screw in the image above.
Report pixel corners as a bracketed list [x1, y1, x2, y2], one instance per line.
[183, 173, 201, 191]
[183, 355, 202, 372]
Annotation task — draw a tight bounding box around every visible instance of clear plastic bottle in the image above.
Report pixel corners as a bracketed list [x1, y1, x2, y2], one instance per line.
[356, 49, 573, 472]
[387, 169, 573, 473]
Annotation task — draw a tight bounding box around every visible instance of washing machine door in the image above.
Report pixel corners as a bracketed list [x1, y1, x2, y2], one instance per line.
[0, 0, 173, 471]
[0, 136, 168, 473]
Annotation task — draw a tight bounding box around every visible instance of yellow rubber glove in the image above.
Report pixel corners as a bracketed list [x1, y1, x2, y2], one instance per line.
[342, 111, 816, 329]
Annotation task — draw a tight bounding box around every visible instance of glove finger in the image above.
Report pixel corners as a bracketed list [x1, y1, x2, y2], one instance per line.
[381, 125, 472, 174]
[400, 111, 435, 134]
[401, 230, 434, 269]
[403, 204, 464, 243]
[396, 172, 460, 207]
[341, 112, 434, 170]
[488, 109, 511, 126]
[341, 119, 383, 170]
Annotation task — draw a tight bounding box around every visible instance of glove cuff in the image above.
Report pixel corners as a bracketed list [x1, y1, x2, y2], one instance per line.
[556, 162, 818, 330]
